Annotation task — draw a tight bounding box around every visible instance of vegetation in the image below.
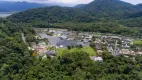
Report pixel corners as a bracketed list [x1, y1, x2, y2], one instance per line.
[57, 46, 96, 56]
[8, 6, 93, 23]
[138, 71, 142, 79]
[0, 18, 35, 79]
[7, 0, 142, 36]
[0, 18, 142, 79]
[31, 22, 141, 36]
[133, 40, 142, 46]
[1, 0, 142, 79]
[79, 0, 140, 19]
[1, 39, 142, 80]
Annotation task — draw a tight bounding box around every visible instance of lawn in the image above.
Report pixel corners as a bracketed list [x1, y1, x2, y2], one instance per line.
[56, 46, 96, 56]
[133, 40, 142, 46]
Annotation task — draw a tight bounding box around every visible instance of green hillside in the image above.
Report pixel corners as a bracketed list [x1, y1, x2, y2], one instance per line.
[8, 6, 93, 23]
[8, 0, 142, 27]
[7, 0, 142, 36]
[80, 0, 139, 18]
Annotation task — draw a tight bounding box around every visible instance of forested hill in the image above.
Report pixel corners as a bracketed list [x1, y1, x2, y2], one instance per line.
[74, 4, 86, 8]
[8, 0, 142, 28]
[0, 18, 36, 79]
[79, 0, 141, 18]
[8, 6, 93, 23]
[136, 4, 142, 10]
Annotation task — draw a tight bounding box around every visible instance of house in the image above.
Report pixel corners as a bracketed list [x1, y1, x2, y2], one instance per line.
[45, 50, 57, 56]
[30, 42, 37, 49]
[90, 56, 103, 62]
[49, 29, 56, 33]
[86, 35, 93, 40]
[36, 42, 47, 56]
[121, 49, 130, 55]
[110, 36, 121, 40]
[122, 41, 130, 48]
[136, 52, 142, 55]
[95, 43, 103, 55]
[56, 45, 64, 48]
[113, 48, 121, 56]
[107, 44, 113, 53]
[95, 43, 102, 50]
[35, 35, 42, 39]
[59, 36, 67, 40]
[121, 49, 135, 55]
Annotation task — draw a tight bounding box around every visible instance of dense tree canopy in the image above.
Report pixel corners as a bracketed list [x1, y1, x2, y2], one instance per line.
[8, 6, 93, 23]
[8, 0, 142, 28]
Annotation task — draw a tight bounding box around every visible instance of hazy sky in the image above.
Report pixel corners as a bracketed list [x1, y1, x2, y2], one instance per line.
[3, 0, 142, 5]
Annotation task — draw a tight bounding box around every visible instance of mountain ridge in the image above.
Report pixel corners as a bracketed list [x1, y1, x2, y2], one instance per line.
[79, 0, 140, 18]
[136, 4, 142, 10]
[8, 0, 142, 27]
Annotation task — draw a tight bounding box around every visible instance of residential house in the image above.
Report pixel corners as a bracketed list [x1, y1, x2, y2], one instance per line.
[90, 56, 103, 62]
[121, 49, 135, 55]
[95, 43, 103, 55]
[45, 50, 57, 56]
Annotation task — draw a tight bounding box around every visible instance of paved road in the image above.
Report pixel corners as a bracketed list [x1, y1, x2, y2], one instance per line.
[21, 33, 27, 44]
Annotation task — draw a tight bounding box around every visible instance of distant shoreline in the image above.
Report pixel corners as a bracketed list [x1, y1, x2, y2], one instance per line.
[0, 12, 18, 14]
[0, 12, 15, 18]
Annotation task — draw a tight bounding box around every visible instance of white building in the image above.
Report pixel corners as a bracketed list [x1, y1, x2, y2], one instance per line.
[90, 56, 103, 62]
